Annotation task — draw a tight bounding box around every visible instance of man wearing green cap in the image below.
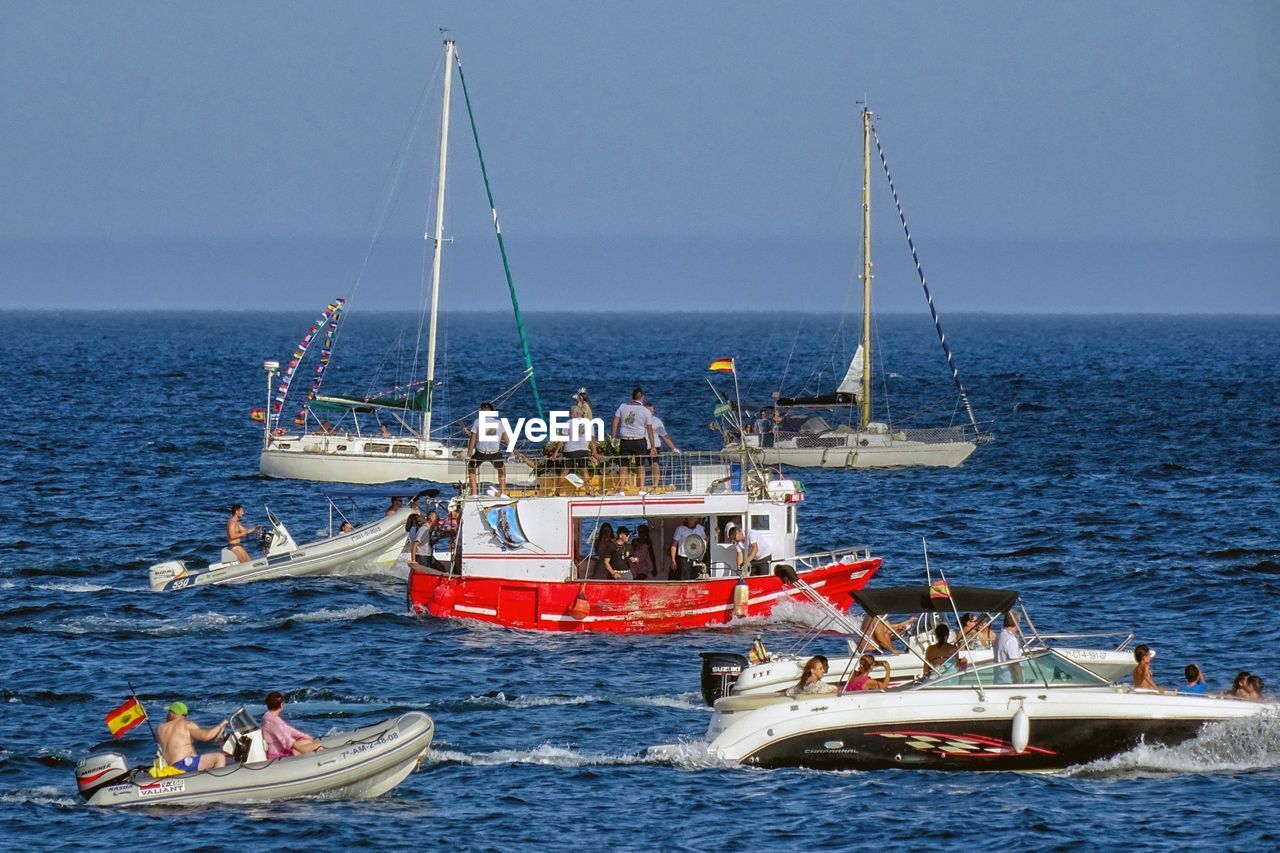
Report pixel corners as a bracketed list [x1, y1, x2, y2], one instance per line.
[156, 701, 229, 773]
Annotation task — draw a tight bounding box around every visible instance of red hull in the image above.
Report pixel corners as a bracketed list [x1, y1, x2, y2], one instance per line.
[408, 558, 882, 634]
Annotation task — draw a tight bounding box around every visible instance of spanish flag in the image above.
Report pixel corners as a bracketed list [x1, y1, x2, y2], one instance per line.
[105, 697, 147, 739]
[929, 579, 951, 601]
[708, 357, 735, 373]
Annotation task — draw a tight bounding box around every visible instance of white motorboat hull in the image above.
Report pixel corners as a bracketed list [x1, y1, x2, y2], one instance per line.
[77, 712, 434, 806]
[703, 686, 1276, 772]
[260, 434, 535, 485]
[149, 508, 412, 592]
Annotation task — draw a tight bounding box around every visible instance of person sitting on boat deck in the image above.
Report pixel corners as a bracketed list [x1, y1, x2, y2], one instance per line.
[611, 388, 656, 491]
[958, 612, 995, 648]
[155, 701, 228, 773]
[562, 403, 601, 472]
[670, 516, 706, 580]
[993, 612, 1023, 683]
[1226, 671, 1253, 699]
[262, 691, 324, 760]
[842, 654, 893, 692]
[1247, 674, 1266, 700]
[386, 496, 404, 517]
[644, 402, 680, 487]
[1182, 663, 1208, 694]
[226, 504, 261, 564]
[1131, 644, 1158, 690]
[379, 423, 392, 437]
[339, 520, 355, 533]
[630, 523, 657, 580]
[858, 614, 914, 653]
[730, 526, 773, 577]
[467, 402, 511, 495]
[925, 624, 960, 675]
[598, 526, 635, 580]
[788, 656, 837, 697]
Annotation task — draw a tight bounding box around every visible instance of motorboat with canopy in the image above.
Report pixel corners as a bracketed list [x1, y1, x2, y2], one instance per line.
[698, 583, 1137, 704]
[257, 39, 542, 485]
[718, 106, 988, 468]
[684, 648, 1279, 771]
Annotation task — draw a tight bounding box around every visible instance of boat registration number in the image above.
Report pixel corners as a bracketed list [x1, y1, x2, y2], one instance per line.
[341, 730, 400, 760]
[138, 779, 185, 798]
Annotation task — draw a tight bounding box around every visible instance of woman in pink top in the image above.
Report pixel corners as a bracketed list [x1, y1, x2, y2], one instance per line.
[261, 691, 324, 760]
[842, 654, 893, 692]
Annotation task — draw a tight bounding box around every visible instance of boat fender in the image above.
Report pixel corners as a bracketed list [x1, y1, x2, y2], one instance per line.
[570, 585, 590, 620]
[733, 578, 749, 618]
[1011, 706, 1030, 754]
[772, 564, 799, 585]
[427, 582, 457, 616]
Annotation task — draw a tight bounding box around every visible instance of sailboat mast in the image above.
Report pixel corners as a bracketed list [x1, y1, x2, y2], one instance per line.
[423, 39, 455, 439]
[859, 107, 873, 430]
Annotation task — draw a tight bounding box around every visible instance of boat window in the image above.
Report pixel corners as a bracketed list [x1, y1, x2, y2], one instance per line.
[366, 443, 391, 454]
[1038, 653, 1110, 686]
[787, 507, 794, 534]
[927, 657, 1046, 689]
[750, 514, 770, 531]
[336, 444, 348, 451]
[392, 444, 416, 455]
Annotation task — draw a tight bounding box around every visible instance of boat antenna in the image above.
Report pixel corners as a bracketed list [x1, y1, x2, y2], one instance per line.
[924, 538, 985, 701]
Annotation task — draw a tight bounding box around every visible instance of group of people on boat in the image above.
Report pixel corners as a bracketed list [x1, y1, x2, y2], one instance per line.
[578, 515, 773, 582]
[1135, 647, 1268, 699]
[154, 691, 322, 774]
[463, 388, 682, 496]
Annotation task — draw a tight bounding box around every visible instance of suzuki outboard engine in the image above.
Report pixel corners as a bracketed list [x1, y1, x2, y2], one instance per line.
[699, 652, 749, 706]
[75, 752, 131, 800]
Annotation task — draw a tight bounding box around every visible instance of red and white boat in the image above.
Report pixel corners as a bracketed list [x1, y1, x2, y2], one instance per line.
[408, 454, 881, 633]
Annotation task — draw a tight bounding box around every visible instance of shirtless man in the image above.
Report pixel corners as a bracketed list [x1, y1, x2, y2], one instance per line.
[155, 701, 229, 773]
[1132, 644, 1158, 690]
[859, 614, 914, 653]
[225, 504, 261, 564]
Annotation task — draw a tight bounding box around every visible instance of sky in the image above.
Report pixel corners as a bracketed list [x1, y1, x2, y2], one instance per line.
[1, 1, 1277, 312]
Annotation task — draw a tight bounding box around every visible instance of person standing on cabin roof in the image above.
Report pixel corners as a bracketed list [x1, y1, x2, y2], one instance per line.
[754, 408, 774, 447]
[611, 388, 655, 491]
[467, 402, 511, 495]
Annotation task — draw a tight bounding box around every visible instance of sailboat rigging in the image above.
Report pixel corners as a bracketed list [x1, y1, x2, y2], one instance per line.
[258, 39, 542, 485]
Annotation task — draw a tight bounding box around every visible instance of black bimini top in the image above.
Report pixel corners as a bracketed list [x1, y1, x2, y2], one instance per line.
[851, 586, 1020, 616]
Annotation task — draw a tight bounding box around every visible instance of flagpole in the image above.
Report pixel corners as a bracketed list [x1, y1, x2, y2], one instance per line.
[127, 680, 159, 743]
[924, 540, 985, 700]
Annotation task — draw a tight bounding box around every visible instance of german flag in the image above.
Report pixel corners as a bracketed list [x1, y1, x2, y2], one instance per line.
[929, 579, 951, 601]
[708, 357, 735, 373]
[249, 409, 266, 422]
[105, 697, 147, 739]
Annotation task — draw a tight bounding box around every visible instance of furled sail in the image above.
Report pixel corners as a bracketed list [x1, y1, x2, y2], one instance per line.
[776, 346, 863, 408]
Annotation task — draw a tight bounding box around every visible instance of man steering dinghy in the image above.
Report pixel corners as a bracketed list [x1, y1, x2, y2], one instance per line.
[155, 701, 229, 773]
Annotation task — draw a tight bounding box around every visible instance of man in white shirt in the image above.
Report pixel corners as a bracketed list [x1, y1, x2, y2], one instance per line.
[467, 402, 512, 495]
[611, 388, 655, 491]
[669, 516, 706, 580]
[644, 402, 679, 487]
[731, 526, 773, 576]
[993, 612, 1023, 683]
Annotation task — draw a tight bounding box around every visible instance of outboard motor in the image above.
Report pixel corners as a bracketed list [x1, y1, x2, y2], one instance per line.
[75, 752, 131, 800]
[699, 652, 749, 706]
[149, 561, 188, 592]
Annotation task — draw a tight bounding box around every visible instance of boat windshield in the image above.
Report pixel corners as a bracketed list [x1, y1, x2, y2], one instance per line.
[924, 650, 1110, 689]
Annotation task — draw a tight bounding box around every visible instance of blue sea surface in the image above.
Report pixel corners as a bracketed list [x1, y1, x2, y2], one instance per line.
[1, 311, 1278, 850]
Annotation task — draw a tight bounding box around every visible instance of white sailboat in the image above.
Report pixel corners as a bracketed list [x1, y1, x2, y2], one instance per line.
[725, 107, 986, 469]
[258, 39, 540, 485]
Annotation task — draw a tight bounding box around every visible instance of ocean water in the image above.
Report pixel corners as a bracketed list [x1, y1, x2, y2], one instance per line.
[1, 311, 1278, 850]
